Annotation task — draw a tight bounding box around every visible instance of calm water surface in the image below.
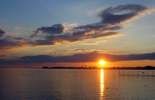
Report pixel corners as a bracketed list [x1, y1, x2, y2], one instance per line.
[0, 69, 155, 100]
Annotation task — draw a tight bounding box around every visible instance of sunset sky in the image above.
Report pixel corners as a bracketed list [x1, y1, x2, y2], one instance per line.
[0, 0, 155, 67]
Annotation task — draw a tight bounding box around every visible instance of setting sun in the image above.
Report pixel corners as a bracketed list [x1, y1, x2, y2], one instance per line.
[98, 59, 107, 68]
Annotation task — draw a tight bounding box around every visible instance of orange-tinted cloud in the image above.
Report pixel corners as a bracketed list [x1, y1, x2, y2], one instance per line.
[31, 4, 154, 45]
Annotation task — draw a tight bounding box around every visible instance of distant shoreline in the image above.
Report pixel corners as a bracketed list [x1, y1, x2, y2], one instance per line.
[42, 66, 155, 70]
[1, 66, 155, 70]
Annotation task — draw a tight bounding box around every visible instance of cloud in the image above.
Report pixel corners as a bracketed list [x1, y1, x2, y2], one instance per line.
[0, 29, 20, 49]
[99, 4, 151, 24]
[0, 4, 154, 49]
[0, 37, 27, 49]
[0, 29, 28, 49]
[31, 4, 154, 45]
[0, 29, 5, 37]
[0, 52, 155, 66]
[20, 52, 155, 63]
[0, 39, 19, 49]
[31, 24, 64, 38]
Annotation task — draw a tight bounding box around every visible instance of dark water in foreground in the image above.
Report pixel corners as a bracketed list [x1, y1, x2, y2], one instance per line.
[0, 69, 155, 100]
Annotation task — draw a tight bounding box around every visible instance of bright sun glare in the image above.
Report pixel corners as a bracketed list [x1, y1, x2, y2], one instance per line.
[98, 59, 107, 68]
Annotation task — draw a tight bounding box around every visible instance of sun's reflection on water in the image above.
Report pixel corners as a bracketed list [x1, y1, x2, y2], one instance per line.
[100, 69, 105, 100]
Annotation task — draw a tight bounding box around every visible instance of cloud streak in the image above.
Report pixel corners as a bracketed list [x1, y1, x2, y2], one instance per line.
[20, 52, 155, 63]
[0, 35, 28, 49]
[0, 29, 5, 37]
[0, 52, 155, 66]
[0, 4, 154, 49]
[31, 4, 154, 45]
[99, 4, 152, 24]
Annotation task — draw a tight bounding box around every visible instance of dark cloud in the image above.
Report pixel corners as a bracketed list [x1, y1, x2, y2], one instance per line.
[19, 52, 155, 63]
[0, 29, 5, 37]
[0, 35, 28, 49]
[31, 24, 64, 38]
[0, 29, 20, 49]
[31, 31, 120, 45]
[103, 52, 155, 61]
[0, 52, 155, 66]
[100, 4, 148, 24]
[0, 4, 154, 49]
[31, 4, 153, 45]
[0, 39, 19, 49]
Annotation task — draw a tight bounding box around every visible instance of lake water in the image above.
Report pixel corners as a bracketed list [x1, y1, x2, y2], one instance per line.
[0, 69, 155, 100]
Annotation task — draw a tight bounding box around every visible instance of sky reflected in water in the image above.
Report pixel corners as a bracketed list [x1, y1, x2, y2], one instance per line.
[0, 69, 155, 100]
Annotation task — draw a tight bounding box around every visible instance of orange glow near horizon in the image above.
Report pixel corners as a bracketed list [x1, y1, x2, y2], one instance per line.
[98, 59, 107, 68]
